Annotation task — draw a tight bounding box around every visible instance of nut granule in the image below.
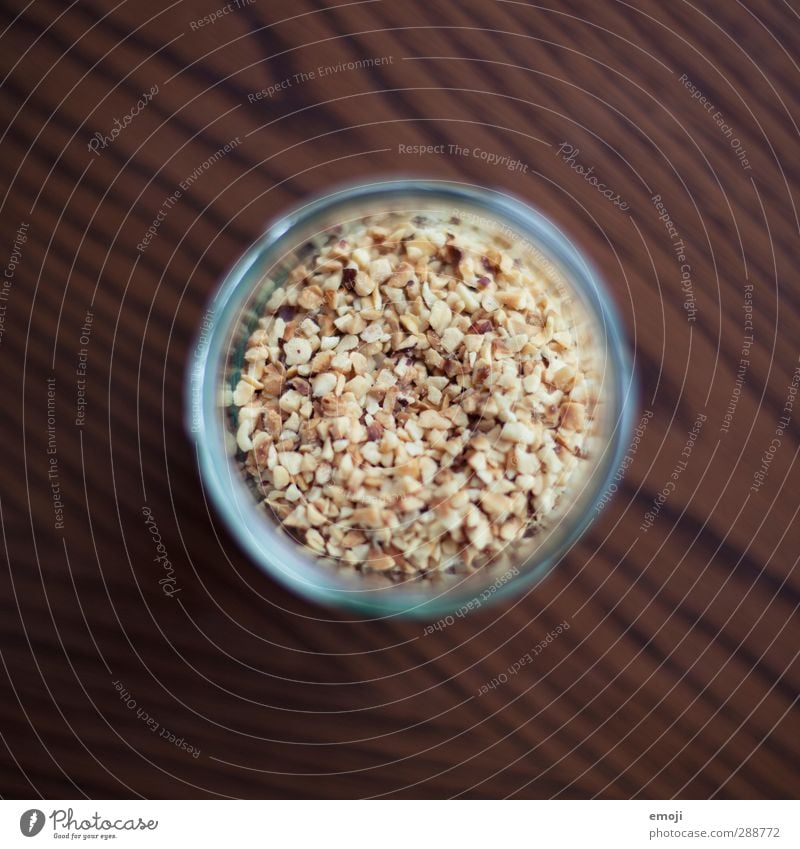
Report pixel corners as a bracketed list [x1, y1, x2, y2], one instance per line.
[232, 212, 594, 577]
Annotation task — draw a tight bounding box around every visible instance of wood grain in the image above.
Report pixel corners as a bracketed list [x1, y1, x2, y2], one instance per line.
[0, 0, 798, 799]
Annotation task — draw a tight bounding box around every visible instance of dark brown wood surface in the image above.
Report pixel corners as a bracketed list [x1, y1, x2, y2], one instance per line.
[1, 0, 798, 799]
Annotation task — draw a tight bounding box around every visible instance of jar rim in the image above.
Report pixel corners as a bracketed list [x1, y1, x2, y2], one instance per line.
[187, 178, 638, 619]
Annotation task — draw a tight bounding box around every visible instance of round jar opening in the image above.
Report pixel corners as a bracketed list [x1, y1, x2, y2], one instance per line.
[189, 181, 635, 617]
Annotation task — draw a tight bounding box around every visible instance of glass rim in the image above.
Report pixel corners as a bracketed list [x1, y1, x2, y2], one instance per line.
[187, 178, 638, 619]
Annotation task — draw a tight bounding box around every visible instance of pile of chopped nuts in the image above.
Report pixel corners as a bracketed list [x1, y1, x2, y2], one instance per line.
[231, 212, 594, 578]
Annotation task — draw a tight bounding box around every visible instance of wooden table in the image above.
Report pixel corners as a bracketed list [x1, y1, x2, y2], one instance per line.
[1, 0, 798, 799]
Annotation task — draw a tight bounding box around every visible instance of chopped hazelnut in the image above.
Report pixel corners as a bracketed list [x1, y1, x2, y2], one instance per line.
[233, 211, 592, 578]
[312, 373, 337, 397]
[284, 337, 312, 365]
[429, 299, 452, 334]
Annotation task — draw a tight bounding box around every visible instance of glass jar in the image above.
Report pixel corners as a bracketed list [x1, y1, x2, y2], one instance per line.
[187, 179, 636, 618]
